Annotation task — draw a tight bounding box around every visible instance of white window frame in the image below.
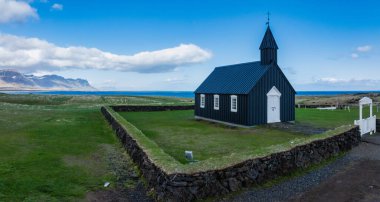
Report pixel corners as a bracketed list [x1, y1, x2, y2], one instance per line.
[200, 94, 205, 108]
[230, 95, 238, 112]
[213, 94, 219, 110]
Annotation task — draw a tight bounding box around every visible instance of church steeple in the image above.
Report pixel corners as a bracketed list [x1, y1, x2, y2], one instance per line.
[259, 26, 278, 65]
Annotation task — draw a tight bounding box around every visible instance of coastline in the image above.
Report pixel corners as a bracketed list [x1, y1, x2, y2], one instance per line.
[1, 90, 380, 98]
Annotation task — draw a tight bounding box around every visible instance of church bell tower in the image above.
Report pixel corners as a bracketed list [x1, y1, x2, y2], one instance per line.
[259, 25, 278, 65]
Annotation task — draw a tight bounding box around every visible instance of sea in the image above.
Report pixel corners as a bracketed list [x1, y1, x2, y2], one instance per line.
[1, 91, 380, 99]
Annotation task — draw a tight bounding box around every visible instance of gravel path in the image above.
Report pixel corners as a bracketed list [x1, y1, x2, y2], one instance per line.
[218, 152, 353, 202]
[219, 133, 380, 202]
[265, 122, 328, 135]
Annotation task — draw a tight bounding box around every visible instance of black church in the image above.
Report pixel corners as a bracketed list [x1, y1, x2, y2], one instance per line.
[194, 25, 296, 127]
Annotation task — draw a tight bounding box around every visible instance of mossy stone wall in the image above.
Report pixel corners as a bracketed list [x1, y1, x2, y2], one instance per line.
[102, 106, 361, 201]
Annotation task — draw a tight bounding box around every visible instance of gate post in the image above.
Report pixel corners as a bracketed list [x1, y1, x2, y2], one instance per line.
[355, 97, 376, 136]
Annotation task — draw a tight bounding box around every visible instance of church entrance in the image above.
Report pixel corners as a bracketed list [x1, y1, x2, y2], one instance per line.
[267, 86, 281, 123]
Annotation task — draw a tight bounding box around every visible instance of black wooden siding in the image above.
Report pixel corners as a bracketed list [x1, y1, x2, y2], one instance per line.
[194, 65, 295, 126]
[248, 65, 295, 125]
[260, 49, 277, 65]
[194, 93, 249, 125]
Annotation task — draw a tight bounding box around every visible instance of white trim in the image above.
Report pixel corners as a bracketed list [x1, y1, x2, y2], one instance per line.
[213, 94, 219, 110]
[230, 95, 237, 112]
[359, 97, 372, 105]
[266, 86, 282, 96]
[200, 94, 205, 108]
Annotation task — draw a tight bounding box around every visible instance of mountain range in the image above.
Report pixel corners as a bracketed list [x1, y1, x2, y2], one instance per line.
[0, 70, 96, 91]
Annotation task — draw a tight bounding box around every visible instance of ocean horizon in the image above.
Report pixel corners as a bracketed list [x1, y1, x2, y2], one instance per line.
[1, 90, 380, 98]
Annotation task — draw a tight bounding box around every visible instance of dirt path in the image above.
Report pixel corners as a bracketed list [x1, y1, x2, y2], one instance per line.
[290, 160, 380, 202]
[266, 122, 328, 135]
[86, 145, 153, 202]
[290, 133, 380, 202]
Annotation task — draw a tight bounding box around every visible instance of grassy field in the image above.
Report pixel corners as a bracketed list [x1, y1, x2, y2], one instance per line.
[0, 93, 193, 107]
[295, 93, 380, 106]
[121, 110, 308, 163]
[296, 107, 380, 128]
[0, 93, 377, 199]
[0, 104, 116, 201]
[0, 94, 191, 201]
[120, 106, 376, 164]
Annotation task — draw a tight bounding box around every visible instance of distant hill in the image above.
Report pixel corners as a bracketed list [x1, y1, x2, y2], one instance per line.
[0, 70, 96, 91]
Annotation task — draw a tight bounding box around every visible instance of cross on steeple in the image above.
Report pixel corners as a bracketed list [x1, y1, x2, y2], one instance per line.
[266, 12, 270, 26]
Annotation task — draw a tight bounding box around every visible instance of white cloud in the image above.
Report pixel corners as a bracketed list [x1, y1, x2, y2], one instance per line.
[0, 0, 38, 23]
[165, 77, 185, 82]
[51, 3, 63, 10]
[351, 53, 359, 59]
[0, 33, 212, 73]
[357, 45, 372, 52]
[318, 77, 343, 83]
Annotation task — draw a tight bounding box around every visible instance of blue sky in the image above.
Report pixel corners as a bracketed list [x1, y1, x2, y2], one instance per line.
[0, 0, 380, 90]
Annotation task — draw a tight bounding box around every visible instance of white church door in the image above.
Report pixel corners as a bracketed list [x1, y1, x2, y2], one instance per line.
[267, 86, 281, 123]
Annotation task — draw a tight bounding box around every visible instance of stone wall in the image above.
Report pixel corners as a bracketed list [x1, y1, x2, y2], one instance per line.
[102, 106, 361, 201]
[294, 104, 346, 109]
[111, 105, 194, 112]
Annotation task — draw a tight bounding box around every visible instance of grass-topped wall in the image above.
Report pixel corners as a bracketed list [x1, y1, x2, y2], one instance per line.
[101, 106, 361, 201]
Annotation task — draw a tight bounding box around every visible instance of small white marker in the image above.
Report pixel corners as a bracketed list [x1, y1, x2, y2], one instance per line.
[185, 151, 193, 161]
[104, 182, 110, 187]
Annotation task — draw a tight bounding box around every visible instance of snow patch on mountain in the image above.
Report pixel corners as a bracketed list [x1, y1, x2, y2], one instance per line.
[0, 70, 96, 90]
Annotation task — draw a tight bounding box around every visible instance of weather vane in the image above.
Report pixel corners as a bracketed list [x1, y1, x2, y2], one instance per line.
[266, 12, 271, 26]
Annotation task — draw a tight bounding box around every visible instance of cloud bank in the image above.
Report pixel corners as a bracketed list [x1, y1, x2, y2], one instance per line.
[297, 77, 380, 91]
[0, 0, 38, 23]
[0, 33, 212, 73]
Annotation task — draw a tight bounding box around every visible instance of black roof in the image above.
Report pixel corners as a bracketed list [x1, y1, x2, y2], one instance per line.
[259, 26, 278, 50]
[194, 61, 272, 94]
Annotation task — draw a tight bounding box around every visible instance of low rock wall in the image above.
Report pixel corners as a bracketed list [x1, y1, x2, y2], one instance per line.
[294, 104, 346, 109]
[101, 106, 361, 201]
[111, 105, 194, 112]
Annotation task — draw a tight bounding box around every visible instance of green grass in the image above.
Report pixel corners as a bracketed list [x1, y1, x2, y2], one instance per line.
[121, 110, 310, 164]
[0, 93, 371, 199]
[0, 94, 190, 201]
[118, 109, 356, 169]
[0, 104, 116, 201]
[296, 106, 380, 129]
[0, 93, 193, 107]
